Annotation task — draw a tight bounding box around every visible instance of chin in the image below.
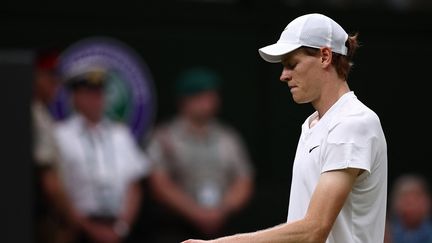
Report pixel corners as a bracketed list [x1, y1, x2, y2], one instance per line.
[292, 96, 308, 104]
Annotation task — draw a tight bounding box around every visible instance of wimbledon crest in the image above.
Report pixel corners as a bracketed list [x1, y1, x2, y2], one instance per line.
[50, 36, 157, 142]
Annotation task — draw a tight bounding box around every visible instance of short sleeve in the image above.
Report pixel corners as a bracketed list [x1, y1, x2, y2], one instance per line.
[145, 128, 171, 172]
[321, 115, 380, 174]
[117, 125, 152, 181]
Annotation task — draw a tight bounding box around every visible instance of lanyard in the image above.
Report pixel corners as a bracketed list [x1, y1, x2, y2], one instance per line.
[79, 123, 118, 216]
[183, 129, 223, 208]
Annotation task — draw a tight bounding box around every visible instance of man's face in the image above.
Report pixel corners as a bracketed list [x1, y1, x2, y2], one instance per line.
[181, 90, 220, 123]
[72, 87, 105, 122]
[396, 184, 431, 228]
[279, 49, 323, 104]
[34, 70, 60, 103]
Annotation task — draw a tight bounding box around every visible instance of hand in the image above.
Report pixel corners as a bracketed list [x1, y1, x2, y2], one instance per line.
[181, 239, 209, 243]
[81, 220, 121, 243]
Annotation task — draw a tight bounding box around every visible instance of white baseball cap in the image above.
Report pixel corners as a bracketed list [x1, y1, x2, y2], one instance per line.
[258, 13, 349, 63]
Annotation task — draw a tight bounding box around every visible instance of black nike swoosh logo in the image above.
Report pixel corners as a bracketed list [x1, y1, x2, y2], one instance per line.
[309, 145, 319, 153]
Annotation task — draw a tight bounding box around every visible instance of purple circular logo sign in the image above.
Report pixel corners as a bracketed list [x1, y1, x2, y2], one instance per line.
[50, 36, 156, 142]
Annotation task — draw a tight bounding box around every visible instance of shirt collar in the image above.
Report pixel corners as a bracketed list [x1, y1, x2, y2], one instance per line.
[174, 116, 218, 141]
[303, 91, 356, 131]
[70, 113, 110, 134]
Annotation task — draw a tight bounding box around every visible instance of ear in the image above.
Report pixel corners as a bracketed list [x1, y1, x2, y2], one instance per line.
[320, 47, 333, 68]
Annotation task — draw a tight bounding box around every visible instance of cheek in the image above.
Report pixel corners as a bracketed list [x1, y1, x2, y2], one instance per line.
[48, 83, 59, 95]
[203, 96, 218, 110]
[82, 94, 104, 109]
[195, 101, 212, 113]
[95, 96, 105, 108]
[297, 64, 320, 89]
[293, 69, 312, 91]
[183, 101, 199, 113]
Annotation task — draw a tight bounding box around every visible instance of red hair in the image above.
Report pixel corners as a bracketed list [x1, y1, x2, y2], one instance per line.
[301, 33, 360, 80]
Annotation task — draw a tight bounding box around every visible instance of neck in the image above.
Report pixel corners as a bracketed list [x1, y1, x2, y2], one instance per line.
[81, 114, 102, 128]
[312, 78, 350, 118]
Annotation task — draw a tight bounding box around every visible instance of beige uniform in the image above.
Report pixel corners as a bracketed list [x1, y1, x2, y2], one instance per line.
[147, 117, 253, 208]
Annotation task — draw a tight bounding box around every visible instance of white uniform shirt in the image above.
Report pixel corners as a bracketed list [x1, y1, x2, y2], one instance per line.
[54, 114, 150, 217]
[287, 91, 387, 243]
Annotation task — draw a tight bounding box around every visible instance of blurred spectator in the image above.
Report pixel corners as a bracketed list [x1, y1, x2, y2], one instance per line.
[387, 174, 432, 243]
[146, 67, 254, 242]
[32, 48, 75, 243]
[52, 67, 150, 243]
[32, 48, 60, 167]
[386, 0, 432, 11]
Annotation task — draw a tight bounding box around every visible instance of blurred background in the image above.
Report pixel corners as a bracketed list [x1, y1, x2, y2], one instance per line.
[2, 0, 432, 242]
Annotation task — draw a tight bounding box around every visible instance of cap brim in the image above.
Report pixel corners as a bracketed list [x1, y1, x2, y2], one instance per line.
[258, 43, 302, 63]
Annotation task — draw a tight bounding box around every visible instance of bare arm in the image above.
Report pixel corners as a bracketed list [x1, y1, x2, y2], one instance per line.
[149, 170, 204, 220]
[40, 167, 84, 226]
[221, 176, 253, 215]
[40, 168, 105, 234]
[119, 180, 142, 226]
[184, 168, 361, 243]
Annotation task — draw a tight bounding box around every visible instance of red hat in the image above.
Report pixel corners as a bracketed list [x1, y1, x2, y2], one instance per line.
[35, 49, 60, 71]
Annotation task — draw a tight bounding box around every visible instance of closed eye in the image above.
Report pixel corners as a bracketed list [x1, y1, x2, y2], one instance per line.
[283, 61, 297, 70]
[289, 62, 297, 69]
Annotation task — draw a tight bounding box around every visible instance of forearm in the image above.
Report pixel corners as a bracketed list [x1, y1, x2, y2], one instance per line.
[163, 192, 197, 218]
[119, 181, 142, 225]
[41, 168, 84, 225]
[210, 218, 326, 243]
[200, 169, 360, 243]
[150, 172, 202, 219]
[221, 177, 253, 213]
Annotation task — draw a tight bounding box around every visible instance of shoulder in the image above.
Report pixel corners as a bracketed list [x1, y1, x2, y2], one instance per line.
[212, 120, 245, 143]
[53, 117, 83, 152]
[54, 116, 77, 137]
[148, 118, 178, 140]
[105, 120, 138, 143]
[108, 120, 131, 133]
[327, 97, 384, 145]
[330, 96, 382, 131]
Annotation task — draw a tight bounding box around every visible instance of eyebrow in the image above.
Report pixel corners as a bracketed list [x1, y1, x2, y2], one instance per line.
[282, 54, 296, 65]
[281, 50, 301, 64]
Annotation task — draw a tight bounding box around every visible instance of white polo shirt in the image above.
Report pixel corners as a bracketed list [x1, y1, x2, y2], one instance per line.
[287, 91, 387, 243]
[54, 114, 150, 218]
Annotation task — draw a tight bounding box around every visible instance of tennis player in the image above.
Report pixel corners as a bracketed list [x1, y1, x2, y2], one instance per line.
[182, 13, 388, 243]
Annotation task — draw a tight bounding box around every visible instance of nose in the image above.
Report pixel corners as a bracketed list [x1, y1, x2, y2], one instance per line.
[280, 67, 292, 83]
